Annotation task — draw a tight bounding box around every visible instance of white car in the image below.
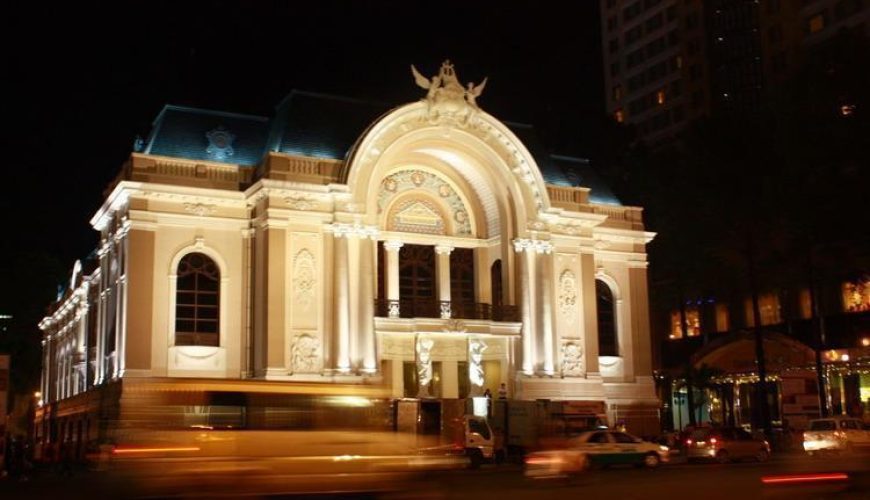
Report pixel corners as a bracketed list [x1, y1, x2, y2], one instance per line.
[569, 430, 669, 468]
[803, 417, 870, 455]
[524, 429, 668, 477]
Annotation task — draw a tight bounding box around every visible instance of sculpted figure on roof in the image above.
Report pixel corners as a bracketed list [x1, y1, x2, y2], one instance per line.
[411, 60, 488, 127]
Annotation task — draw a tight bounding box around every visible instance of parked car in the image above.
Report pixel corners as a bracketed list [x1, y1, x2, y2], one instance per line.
[803, 417, 870, 455]
[685, 427, 770, 463]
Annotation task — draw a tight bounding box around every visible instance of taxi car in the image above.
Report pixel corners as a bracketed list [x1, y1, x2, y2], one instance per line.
[525, 429, 668, 476]
[571, 430, 670, 468]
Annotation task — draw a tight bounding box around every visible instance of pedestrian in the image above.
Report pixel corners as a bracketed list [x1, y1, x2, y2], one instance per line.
[483, 388, 492, 399]
[498, 383, 507, 399]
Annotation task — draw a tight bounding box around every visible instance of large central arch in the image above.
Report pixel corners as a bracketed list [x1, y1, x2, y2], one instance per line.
[342, 101, 552, 237]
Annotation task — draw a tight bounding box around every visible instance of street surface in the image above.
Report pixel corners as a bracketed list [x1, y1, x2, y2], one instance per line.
[1, 452, 868, 499]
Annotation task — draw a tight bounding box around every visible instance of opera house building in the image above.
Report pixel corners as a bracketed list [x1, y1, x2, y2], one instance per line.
[35, 62, 659, 455]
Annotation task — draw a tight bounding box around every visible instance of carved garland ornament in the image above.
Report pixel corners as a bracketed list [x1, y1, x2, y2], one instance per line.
[559, 270, 578, 323]
[292, 249, 316, 311]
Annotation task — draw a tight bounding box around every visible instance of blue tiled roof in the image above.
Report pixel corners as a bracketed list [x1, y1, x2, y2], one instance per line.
[549, 155, 622, 206]
[143, 105, 270, 166]
[139, 94, 620, 205]
[269, 91, 393, 160]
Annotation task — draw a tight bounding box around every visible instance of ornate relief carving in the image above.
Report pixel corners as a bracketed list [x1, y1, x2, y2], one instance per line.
[561, 341, 584, 377]
[284, 193, 317, 211]
[184, 203, 216, 217]
[327, 222, 379, 239]
[559, 270, 578, 323]
[389, 198, 446, 235]
[442, 318, 467, 335]
[377, 170, 471, 235]
[291, 334, 321, 373]
[513, 238, 553, 254]
[293, 250, 316, 311]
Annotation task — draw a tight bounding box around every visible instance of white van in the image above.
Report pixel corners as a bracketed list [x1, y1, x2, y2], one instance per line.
[803, 416, 870, 455]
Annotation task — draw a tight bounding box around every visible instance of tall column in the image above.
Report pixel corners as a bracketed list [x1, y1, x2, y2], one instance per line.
[357, 236, 377, 373]
[333, 234, 351, 372]
[514, 239, 535, 375]
[116, 222, 130, 378]
[95, 240, 108, 384]
[331, 222, 379, 374]
[540, 250, 556, 375]
[347, 236, 361, 368]
[384, 241, 403, 318]
[435, 245, 453, 319]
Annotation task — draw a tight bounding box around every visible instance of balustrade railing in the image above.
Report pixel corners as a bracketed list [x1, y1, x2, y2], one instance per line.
[374, 299, 518, 322]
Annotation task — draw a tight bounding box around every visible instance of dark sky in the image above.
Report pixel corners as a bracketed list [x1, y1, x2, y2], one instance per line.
[2, 1, 603, 301]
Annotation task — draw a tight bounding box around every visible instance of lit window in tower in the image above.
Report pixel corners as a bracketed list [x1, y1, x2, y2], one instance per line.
[670, 308, 701, 339]
[657, 90, 666, 104]
[615, 109, 624, 123]
[842, 278, 870, 312]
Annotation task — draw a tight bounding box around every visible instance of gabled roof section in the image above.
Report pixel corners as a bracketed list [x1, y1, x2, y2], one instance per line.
[143, 105, 270, 166]
[269, 91, 394, 160]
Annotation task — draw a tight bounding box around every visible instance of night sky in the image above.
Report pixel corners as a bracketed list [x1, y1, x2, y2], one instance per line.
[2, 1, 603, 288]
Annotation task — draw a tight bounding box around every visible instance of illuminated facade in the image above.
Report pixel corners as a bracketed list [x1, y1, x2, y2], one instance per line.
[37, 62, 660, 449]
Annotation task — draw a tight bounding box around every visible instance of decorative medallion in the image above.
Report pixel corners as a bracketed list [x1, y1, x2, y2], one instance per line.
[205, 126, 235, 160]
[292, 250, 316, 310]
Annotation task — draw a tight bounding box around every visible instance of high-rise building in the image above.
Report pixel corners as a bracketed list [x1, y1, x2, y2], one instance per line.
[601, 0, 869, 142]
[600, 0, 711, 144]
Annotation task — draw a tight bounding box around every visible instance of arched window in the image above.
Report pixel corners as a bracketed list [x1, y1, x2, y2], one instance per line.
[175, 253, 220, 346]
[596, 279, 618, 356]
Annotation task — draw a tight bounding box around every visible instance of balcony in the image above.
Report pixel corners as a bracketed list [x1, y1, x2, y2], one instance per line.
[374, 299, 519, 322]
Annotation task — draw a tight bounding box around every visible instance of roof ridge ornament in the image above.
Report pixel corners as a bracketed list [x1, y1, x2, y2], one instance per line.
[411, 60, 488, 127]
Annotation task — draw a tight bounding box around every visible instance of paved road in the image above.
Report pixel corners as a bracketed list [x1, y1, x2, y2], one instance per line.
[414, 453, 870, 500]
[2, 452, 868, 499]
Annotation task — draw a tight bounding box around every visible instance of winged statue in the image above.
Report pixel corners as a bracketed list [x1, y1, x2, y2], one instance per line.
[465, 78, 487, 109]
[411, 64, 440, 101]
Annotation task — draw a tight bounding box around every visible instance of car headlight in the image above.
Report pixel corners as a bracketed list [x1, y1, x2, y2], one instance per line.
[659, 445, 669, 452]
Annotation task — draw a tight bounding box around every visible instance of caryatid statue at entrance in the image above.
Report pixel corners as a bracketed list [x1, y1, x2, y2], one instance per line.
[416, 336, 435, 398]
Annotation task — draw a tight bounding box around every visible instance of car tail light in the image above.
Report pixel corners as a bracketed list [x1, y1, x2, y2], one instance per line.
[686, 439, 693, 446]
[710, 437, 718, 445]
